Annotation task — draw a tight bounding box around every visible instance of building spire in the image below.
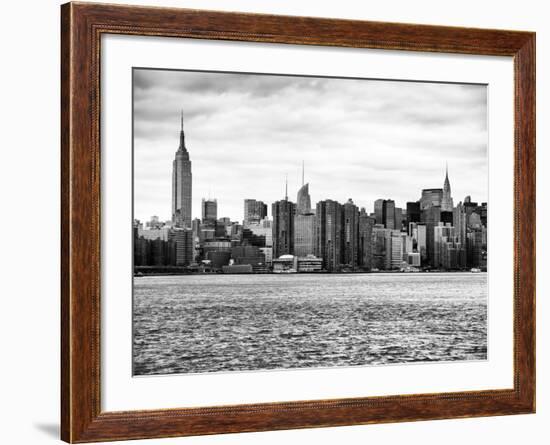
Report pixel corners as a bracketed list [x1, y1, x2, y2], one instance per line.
[302, 160, 305, 187]
[178, 109, 186, 152]
[442, 161, 453, 211]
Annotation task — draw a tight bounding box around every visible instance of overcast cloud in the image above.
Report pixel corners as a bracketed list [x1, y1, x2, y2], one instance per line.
[133, 68, 487, 223]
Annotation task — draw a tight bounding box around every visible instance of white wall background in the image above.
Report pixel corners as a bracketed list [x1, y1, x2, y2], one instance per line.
[0, 1, 545, 444]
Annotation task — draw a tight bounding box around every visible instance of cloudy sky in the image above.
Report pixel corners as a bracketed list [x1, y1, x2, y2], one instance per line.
[133, 68, 487, 223]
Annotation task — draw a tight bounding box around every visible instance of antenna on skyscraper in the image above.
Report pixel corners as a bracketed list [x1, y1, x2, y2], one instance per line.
[302, 160, 305, 187]
[180, 109, 184, 131]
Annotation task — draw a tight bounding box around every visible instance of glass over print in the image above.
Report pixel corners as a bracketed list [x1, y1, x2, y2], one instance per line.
[132, 68, 488, 376]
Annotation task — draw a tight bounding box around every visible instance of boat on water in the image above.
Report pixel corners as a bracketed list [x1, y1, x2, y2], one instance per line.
[470, 268, 482, 273]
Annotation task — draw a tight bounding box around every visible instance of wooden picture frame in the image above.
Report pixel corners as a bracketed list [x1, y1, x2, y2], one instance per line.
[61, 2, 535, 442]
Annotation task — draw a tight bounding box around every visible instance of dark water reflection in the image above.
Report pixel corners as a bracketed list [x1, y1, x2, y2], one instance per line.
[133, 273, 487, 375]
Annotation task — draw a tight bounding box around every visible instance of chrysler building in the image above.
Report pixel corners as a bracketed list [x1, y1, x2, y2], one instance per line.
[441, 163, 454, 212]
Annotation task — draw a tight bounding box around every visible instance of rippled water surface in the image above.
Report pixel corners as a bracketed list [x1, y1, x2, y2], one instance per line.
[133, 273, 487, 375]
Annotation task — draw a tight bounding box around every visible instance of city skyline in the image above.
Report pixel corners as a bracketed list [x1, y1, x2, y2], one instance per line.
[134, 69, 488, 223]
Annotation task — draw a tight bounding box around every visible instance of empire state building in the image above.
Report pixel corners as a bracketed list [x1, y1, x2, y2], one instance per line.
[171, 111, 192, 228]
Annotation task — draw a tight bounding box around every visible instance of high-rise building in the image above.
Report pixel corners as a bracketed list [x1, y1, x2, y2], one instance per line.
[294, 214, 315, 257]
[480, 202, 488, 227]
[243, 199, 268, 226]
[384, 230, 404, 270]
[394, 207, 403, 231]
[272, 181, 295, 258]
[343, 199, 359, 268]
[242, 227, 267, 247]
[401, 232, 414, 260]
[469, 212, 482, 229]
[374, 199, 384, 225]
[453, 202, 467, 249]
[467, 227, 487, 268]
[383, 199, 396, 230]
[246, 219, 273, 246]
[371, 225, 389, 270]
[201, 198, 217, 225]
[171, 111, 192, 228]
[296, 183, 312, 215]
[229, 222, 243, 241]
[441, 210, 453, 225]
[433, 223, 455, 268]
[420, 188, 443, 210]
[421, 205, 441, 266]
[452, 203, 468, 269]
[315, 200, 343, 272]
[168, 227, 194, 266]
[409, 222, 427, 262]
[441, 164, 454, 212]
[374, 199, 399, 230]
[294, 171, 315, 257]
[406, 201, 421, 231]
[358, 211, 375, 270]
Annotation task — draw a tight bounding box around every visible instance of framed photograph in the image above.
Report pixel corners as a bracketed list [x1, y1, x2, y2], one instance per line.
[61, 2, 535, 442]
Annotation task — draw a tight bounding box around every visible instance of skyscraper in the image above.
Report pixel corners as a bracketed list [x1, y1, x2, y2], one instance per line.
[383, 199, 396, 230]
[374, 199, 384, 225]
[201, 198, 217, 225]
[441, 163, 454, 211]
[453, 201, 467, 248]
[294, 215, 315, 257]
[406, 201, 421, 232]
[294, 163, 315, 257]
[421, 205, 441, 267]
[358, 209, 375, 270]
[168, 227, 194, 266]
[420, 188, 443, 210]
[343, 199, 359, 268]
[272, 179, 296, 258]
[433, 222, 463, 269]
[315, 200, 343, 272]
[296, 162, 312, 214]
[394, 207, 403, 231]
[171, 111, 192, 228]
[372, 226, 390, 270]
[374, 199, 399, 230]
[385, 230, 404, 270]
[243, 199, 268, 226]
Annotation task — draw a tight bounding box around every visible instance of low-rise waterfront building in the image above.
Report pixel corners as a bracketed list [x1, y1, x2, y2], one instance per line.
[222, 264, 253, 274]
[407, 252, 421, 267]
[297, 255, 323, 272]
[272, 254, 298, 273]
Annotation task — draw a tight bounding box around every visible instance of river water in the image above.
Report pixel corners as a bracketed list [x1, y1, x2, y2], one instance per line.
[133, 273, 487, 375]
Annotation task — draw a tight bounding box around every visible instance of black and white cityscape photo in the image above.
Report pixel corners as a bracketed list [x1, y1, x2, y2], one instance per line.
[132, 68, 488, 376]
